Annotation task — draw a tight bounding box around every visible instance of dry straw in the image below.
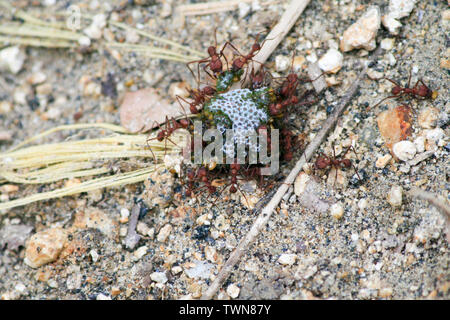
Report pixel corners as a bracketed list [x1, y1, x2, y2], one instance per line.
[0, 123, 186, 211]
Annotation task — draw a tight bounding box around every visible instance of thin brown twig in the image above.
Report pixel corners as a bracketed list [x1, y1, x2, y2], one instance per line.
[201, 47, 382, 300]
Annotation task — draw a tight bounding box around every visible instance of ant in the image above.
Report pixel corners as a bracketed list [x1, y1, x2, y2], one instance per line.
[314, 144, 361, 184]
[176, 85, 216, 114]
[187, 29, 232, 83]
[370, 69, 435, 109]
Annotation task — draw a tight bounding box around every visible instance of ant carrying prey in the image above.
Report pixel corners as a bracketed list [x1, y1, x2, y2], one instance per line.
[369, 68, 436, 109]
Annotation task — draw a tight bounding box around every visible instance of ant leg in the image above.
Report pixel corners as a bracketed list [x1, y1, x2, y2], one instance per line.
[384, 77, 401, 87]
[368, 94, 400, 110]
[221, 41, 244, 57]
[407, 67, 412, 88]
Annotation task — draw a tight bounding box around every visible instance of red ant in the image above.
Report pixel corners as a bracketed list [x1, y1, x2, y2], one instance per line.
[186, 29, 232, 83]
[370, 69, 435, 109]
[314, 144, 361, 183]
[177, 85, 216, 114]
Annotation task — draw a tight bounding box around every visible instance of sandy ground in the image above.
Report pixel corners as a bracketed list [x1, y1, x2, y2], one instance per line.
[0, 0, 448, 300]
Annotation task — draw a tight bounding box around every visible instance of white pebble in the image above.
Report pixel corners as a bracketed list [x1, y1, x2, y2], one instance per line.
[318, 48, 343, 73]
[96, 293, 111, 300]
[157, 224, 172, 242]
[358, 198, 368, 210]
[330, 203, 344, 219]
[278, 253, 297, 265]
[414, 136, 426, 153]
[0, 46, 26, 74]
[425, 128, 445, 143]
[238, 2, 251, 18]
[387, 185, 403, 207]
[351, 233, 359, 242]
[376, 154, 392, 168]
[275, 55, 291, 72]
[226, 284, 240, 299]
[382, 0, 417, 35]
[89, 249, 99, 263]
[340, 6, 381, 52]
[150, 272, 168, 284]
[133, 246, 148, 260]
[380, 38, 395, 50]
[392, 141, 417, 161]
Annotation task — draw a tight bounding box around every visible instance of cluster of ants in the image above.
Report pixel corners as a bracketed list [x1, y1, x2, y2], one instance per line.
[148, 31, 436, 203]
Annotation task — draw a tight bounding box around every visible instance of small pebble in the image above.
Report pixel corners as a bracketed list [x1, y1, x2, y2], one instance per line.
[376, 154, 392, 168]
[0, 101, 12, 114]
[150, 272, 168, 284]
[358, 198, 368, 210]
[205, 246, 218, 263]
[317, 48, 343, 74]
[380, 38, 395, 50]
[0, 46, 26, 74]
[424, 128, 445, 144]
[340, 6, 381, 52]
[89, 249, 99, 263]
[392, 140, 417, 161]
[238, 2, 251, 18]
[24, 228, 68, 268]
[278, 253, 297, 265]
[414, 136, 426, 153]
[27, 72, 47, 85]
[367, 68, 384, 80]
[382, 0, 417, 34]
[157, 224, 172, 242]
[133, 246, 148, 260]
[172, 266, 182, 274]
[387, 185, 403, 207]
[226, 284, 240, 299]
[329, 203, 344, 219]
[418, 107, 439, 129]
[275, 55, 291, 72]
[96, 293, 112, 300]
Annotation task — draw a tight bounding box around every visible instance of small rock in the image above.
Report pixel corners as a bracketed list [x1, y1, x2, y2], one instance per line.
[375, 154, 392, 168]
[89, 249, 99, 263]
[172, 266, 182, 274]
[294, 172, 310, 196]
[136, 222, 151, 236]
[184, 260, 214, 279]
[418, 107, 439, 129]
[157, 224, 172, 242]
[133, 246, 148, 260]
[238, 2, 251, 18]
[227, 284, 240, 299]
[0, 131, 12, 141]
[214, 215, 230, 231]
[275, 55, 291, 72]
[0, 224, 33, 251]
[382, 0, 417, 35]
[387, 185, 403, 207]
[150, 271, 168, 284]
[380, 38, 395, 50]
[24, 228, 68, 268]
[340, 6, 381, 52]
[27, 72, 47, 85]
[367, 68, 384, 80]
[0, 46, 26, 74]
[36, 83, 52, 95]
[307, 62, 327, 93]
[379, 287, 393, 298]
[0, 101, 13, 114]
[278, 253, 297, 265]
[377, 105, 412, 152]
[392, 140, 416, 161]
[125, 29, 140, 44]
[414, 136, 426, 153]
[329, 203, 344, 219]
[317, 48, 343, 73]
[424, 128, 445, 144]
[84, 14, 107, 39]
[205, 246, 218, 262]
[96, 293, 111, 300]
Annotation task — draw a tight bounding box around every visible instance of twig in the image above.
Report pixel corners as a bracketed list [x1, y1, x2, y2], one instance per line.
[176, 0, 254, 16]
[201, 47, 382, 300]
[231, 0, 311, 89]
[124, 203, 142, 250]
[409, 187, 450, 220]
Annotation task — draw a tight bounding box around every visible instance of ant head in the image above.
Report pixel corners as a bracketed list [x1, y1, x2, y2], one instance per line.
[229, 185, 237, 193]
[417, 85, 431, 98]
[341, 158, 352, 168]
[207, 46, 217, 57]
[287, 73, 297, 82]
[232, 58, 245, 70]
[203, 86, 216, 96]
[157, 131, 165, 141]
[178, 118, 190, 128]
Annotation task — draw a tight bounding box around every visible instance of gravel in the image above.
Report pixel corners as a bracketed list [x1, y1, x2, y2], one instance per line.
[0, 0, 448, 300]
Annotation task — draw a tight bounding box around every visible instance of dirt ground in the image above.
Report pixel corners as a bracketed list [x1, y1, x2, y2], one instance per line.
[0, 0, 448, 300]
